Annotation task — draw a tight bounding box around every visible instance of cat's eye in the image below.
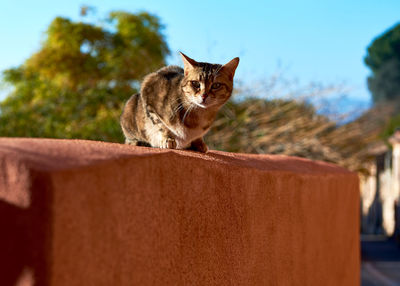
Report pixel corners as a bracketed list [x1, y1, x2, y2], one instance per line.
[211, 83, 221, 89]
[191, 81, 200, 89]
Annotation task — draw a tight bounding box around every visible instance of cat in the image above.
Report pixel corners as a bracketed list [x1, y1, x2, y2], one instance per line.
[120, 52, 239, 153]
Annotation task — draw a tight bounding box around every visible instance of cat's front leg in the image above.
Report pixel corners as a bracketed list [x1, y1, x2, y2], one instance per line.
[187, 138, 208, 153]
[125, 138, 151, 147]
[144, 114, 176, 149]
[125, 138, 139, 145]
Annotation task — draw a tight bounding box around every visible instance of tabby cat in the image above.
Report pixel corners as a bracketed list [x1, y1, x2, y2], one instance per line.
[120, 52, 239, 153]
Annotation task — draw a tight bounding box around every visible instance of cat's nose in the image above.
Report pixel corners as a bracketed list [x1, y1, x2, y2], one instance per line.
[202, 94, 208, 101]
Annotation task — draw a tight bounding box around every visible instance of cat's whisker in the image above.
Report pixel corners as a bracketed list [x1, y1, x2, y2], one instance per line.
[174, 101, 183, 111]
[182, 104, 194, 124]
[171, 103, 184, 120]
[172, 98, 188, 114]
[213, 65, 223, 77]
[177, 106, 184, 115]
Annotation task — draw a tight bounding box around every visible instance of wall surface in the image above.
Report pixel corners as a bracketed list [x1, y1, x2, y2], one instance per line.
[360, 152, 397, 236]
[0, 138, 360, 286]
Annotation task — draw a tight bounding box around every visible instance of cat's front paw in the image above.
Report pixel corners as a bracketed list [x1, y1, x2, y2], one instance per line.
[195, 143, 208, 153]
[166, 138, 177, 149]
[160, 138, 176, 149]
[187, 138, 208, 153]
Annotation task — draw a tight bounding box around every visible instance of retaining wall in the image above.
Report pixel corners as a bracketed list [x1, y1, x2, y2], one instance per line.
[0, 138, 360, 285]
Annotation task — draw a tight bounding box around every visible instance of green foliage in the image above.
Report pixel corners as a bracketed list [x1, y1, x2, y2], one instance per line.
[368, 58, 400, 103]
[365, 23, 400, 103]
[0, 10, 169, 142]
[382, 113, 400, 141]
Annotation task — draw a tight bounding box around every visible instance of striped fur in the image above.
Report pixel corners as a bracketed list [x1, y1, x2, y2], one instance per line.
[120, 52, 239, 152]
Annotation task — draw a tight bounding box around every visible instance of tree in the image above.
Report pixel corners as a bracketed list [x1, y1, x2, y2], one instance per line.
[365, 22, 400, 104]
[0, 10, 169, 142]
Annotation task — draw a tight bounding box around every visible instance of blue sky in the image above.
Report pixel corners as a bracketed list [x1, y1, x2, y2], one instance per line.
[1, 0, 400, 105]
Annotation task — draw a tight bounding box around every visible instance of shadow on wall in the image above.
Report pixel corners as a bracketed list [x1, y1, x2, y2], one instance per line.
[0, 200, 30, 285]
[361, 150, 400, 237]
[362, 237, 400, 262]
[361, 153, 386, 235]
[0, 172, 52, 286]
[362, 190, 383, 235]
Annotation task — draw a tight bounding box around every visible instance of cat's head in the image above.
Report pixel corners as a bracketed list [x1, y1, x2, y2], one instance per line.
[180, 52, 239, 109]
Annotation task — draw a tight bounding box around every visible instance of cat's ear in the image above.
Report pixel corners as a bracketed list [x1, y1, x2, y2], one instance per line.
[180, 52, 198, 75]
[221, 57, 240, 80]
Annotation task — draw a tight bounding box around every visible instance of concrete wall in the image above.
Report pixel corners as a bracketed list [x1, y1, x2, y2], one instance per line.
[0, 138, 360, 286]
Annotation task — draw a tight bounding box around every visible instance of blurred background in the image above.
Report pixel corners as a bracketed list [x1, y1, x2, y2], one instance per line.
[1, 0, 400, 284]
